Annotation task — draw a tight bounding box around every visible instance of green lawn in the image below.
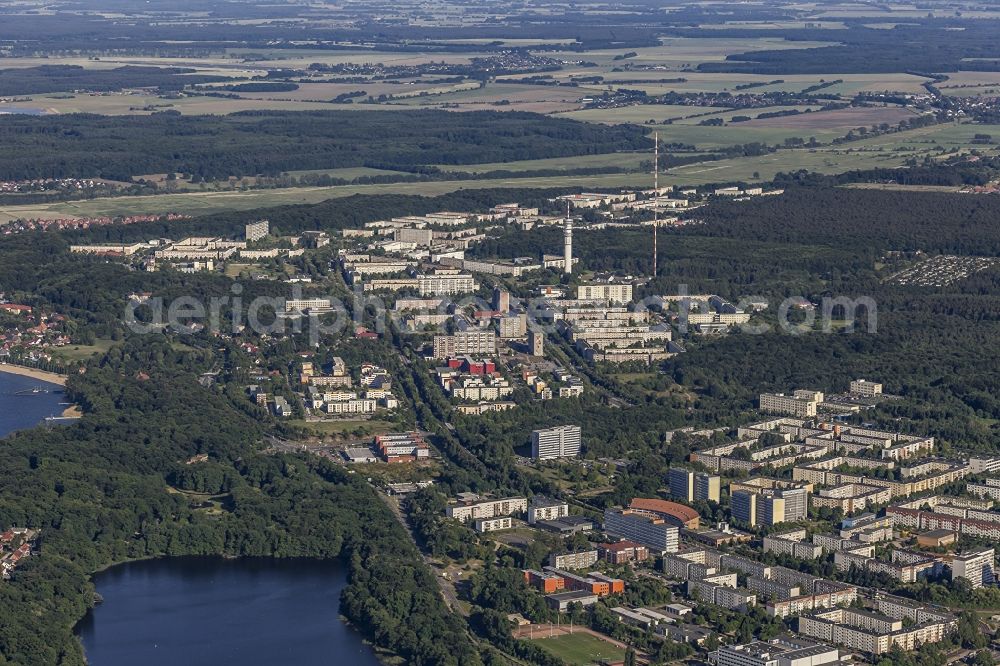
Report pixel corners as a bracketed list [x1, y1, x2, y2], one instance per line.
[433, 151, 650, 174]
[288, 419, 396, 436]
[49, 339, 116, 362]
[532, 633, 627, 665]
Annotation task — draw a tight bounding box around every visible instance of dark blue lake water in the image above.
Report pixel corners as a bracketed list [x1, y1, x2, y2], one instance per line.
[76, 557, 383, 666]
[0, 371, 67, 437]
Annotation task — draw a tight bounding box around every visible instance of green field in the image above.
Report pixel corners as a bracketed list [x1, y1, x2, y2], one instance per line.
[0, 173, 649, 223]
[49, 339, 116, 363]
[531, 633, 626, 665]
[555, 104, 728, 125]
[288, 419, 396, 437]
[669, 105, 822, 125]
[432, 151, 650, 174]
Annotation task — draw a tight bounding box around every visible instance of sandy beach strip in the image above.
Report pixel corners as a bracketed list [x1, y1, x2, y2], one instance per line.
[0, 363, 68, 386]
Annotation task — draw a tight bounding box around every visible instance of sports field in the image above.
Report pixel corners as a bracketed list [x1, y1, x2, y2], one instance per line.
[526, 632, 627, 665]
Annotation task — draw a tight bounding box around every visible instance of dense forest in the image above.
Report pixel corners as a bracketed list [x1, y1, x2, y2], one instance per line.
[0, 65, 228, 96]
[692, 22, 1000, 74]
[0, 110, 651, 181]
[0, 335, 481, 666]
[685, 187, 1000, 256]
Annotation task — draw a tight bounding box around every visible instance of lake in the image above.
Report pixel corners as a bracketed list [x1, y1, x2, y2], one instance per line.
[76, 557, 383, 666]
[0, 371, 68, 437]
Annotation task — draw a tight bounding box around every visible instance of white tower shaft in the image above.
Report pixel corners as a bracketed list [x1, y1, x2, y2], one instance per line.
[563, 201, 573, 275]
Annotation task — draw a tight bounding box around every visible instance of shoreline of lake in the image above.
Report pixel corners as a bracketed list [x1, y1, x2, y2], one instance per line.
[0, 363, 68, 386]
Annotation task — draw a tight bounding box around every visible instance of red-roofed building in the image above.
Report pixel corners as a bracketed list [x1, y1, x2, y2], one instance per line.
[0, 304, 32, 315]
[599, 540, 650, 564]
[445, 357, 496, 375]
[629, 498, 701, 529]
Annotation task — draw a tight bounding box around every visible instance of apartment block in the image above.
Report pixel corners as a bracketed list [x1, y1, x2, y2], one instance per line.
[498, 313, 527, 339]
[528, 496, 569, 524]
[733, 489, 802, 528]
[759, 391, 822, 418]
[418, 273, 478, 296]
[432, 331, 497, 359]
[662, 554, 716, 581]
[668, 468, 721, 503]
[550, 550, 599, 570]
[711, 638, 848, 666]
[796, 604, 956, 655]
[812, 533, 874, 557]
[528, 328, 545, 356]
[763, 532, 823, 559]
[747, 576, 800, 601]
[811, 483, 891, 514]
[474, 517, 512, 533]
[833, 549, 940, 583]
[951, 549, 995, 589]
[531, 425, 582, 460]
[576, 283, 633, 303]
[850, 379, 883, 398]
[600, 541, 650, 564]
[687, 577, 756, 611]
[766, 585, 859, 619]
[245, 219, 270, 241]
[446, 495, 527, 522]
[604, 508, 679, 553]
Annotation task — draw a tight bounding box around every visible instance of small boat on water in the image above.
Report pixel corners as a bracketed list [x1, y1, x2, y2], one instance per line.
[14, 386, 49, 396]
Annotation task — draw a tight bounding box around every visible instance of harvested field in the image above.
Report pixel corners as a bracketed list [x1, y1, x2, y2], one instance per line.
[741, 106, 917, 129]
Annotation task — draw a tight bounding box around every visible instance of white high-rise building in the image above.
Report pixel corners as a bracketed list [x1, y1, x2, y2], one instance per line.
[245, 219, 269, 242]
[604, 508, 679, 553]
[952, 549, 995, 588]
[850, 379, 883, 398]
[576, 283, 633, 303]
[531, 425, 582, 460]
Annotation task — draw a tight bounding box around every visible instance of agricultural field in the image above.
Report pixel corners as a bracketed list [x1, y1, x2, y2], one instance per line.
[558, 71, 931, 96]
[390, 82, 593, 114]
[554, 104, 728, 125]
[559, 37, 838, 71]
[3, 93, 381, 116]
[937, 71, 1000, 98]
[651, 106, 922, 149]
[217, 80, 482, 102]
[741, 105, 916, 129]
